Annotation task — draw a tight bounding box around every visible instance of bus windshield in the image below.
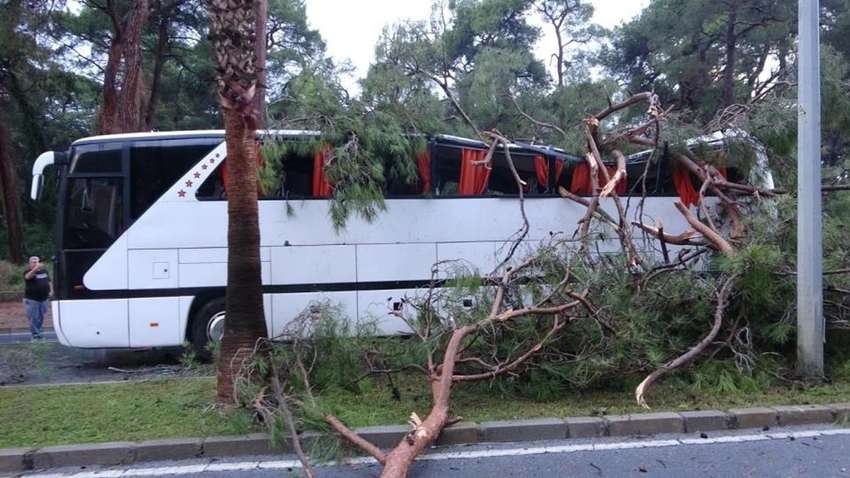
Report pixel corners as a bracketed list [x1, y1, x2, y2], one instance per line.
[64, 177, 124, 250]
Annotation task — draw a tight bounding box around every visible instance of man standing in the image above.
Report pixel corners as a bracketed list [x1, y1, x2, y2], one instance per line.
[23, 256, 52, 341]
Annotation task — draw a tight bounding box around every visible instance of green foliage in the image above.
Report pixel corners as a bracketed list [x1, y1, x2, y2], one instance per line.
[689, 359, 773, 396]
[265, 64, 447, 230]
[603, 0, 795, 120]
[179, 341, 220, 373]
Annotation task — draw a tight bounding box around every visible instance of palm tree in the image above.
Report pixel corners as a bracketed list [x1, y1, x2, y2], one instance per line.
[207, 0, 268, 403]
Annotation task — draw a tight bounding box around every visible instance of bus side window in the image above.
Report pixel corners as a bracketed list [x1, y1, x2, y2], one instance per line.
[196, 167, 227, 200]
[131, 142, 217, 214]
[433, 147, 461, 196]
[198, 151, 318, 200]
[624, 160, 657, 196]
[280, 153, 314, 198]
[486, 154, 541, 196]
[554, 161, 573, 194]
[385, 174, 423, 197]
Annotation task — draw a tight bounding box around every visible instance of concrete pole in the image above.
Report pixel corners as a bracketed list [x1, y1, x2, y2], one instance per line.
[797, 0, 824, 377]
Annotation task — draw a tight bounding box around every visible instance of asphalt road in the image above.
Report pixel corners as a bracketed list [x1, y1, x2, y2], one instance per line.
[0, 336, 196, 386]
[16, 425, 850, 478]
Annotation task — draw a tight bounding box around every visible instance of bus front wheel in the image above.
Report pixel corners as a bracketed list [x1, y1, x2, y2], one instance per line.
[191, 297, 226, 361]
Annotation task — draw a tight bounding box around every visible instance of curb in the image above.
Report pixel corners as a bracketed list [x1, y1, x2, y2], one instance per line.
[2, 402, 849, 474]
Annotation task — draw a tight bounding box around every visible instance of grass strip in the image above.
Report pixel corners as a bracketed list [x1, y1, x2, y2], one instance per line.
[2, 374, 850, 449]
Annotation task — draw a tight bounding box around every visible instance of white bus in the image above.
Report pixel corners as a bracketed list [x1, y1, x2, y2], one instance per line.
[29, 129, 770, 352]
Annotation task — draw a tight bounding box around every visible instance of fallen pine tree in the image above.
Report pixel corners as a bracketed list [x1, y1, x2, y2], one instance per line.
[229, 92, 850, 478]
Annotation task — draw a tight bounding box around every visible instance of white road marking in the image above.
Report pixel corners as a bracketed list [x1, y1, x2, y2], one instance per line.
[24, 427, 850, 477]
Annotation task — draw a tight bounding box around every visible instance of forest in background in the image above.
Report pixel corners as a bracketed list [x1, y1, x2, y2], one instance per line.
[2, 0, 849, 263]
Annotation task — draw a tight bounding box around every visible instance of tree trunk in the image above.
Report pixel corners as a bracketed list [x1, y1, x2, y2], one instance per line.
[144, 14, 170, 130]
[722, 8, 738, 108]
[97, 0, 150, 134]
[216, 108, 267, 403]
[0, 105, 24, 263]
[378, 325, 474, 477]
[253, 0, 266, 128]
[207, 0, 266, 404]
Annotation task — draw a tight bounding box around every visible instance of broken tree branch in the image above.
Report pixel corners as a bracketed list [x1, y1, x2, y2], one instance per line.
[635, 273, 738, 408]
[675, 202, 734, 254]
[270, 375, 315, 478]
[509, 95, 568, 141]
[632, 220, 703, 247]
[322, 414, 388, 465]
[577, 153, 601, 242]
[584, 128, 643, 269]
[453, 316, 570, 381]
[600, 150, 627, 199]
[593, 92, 653, 122]
[559, 187, 619, 230]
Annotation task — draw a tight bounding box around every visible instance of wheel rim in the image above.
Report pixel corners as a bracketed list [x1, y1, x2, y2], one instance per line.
[207, 311, 226, 344]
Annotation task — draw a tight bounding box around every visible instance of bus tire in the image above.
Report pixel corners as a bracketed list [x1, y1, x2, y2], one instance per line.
[190, 297, 226, 362]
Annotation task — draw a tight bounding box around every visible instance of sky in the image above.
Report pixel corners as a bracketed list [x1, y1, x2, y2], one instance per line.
[303, 0, 651, 88]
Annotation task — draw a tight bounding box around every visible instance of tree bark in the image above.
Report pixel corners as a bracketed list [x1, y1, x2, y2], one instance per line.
[253, 0, 266, 128]
[208, 0, 266, 404]
[378, 324, 474, 477]
[98, 0, 150, 134]
[144, 14, 169, 130]
[217, 107, 267, 403]
[0, 105, 24, 262]
[722, 6, 738, 108]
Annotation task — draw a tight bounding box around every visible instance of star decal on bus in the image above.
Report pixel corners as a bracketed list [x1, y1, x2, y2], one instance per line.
[185, 180, 193, 188]
[194, 172, 201, 179]
[210, 158, 215, 163]
[177, 190, 186, 198]
[201, 164, 208, 170]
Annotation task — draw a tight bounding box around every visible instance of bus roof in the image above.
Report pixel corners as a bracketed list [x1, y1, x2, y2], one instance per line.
[71, 129, 322, 146]
[68, 129, 757, 166]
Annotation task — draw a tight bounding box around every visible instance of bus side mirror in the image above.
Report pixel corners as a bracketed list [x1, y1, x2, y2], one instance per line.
[31, 151, 60, 200]
[31, 174, 44, 201]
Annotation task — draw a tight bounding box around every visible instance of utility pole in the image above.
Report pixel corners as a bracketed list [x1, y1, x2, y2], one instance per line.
[797, 0, 824, 378]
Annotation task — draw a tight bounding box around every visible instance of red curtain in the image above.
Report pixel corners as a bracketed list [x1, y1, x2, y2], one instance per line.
[417, 149, 431, 194]
[672, 165, 699, 207]
[312, 150, 333, 197]
[221, 143, 263, 197]
[569, 163, 627, 195]
[533, 156, 565, 190]
[459, 148, 491, 195]
[570, 163, 592, 195]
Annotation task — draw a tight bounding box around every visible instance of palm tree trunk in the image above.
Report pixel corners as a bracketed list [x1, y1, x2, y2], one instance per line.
[216, 108, 267, 403]
[253, 0, 266, 128]
[207, 0, 267, 405]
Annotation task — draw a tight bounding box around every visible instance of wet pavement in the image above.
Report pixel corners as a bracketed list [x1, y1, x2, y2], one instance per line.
[0, 337, 206, 386]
